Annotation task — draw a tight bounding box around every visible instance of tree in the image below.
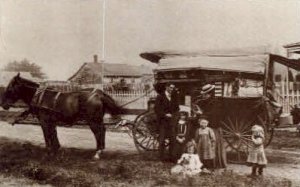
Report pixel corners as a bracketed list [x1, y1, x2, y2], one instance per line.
[4, 59, 47, 79]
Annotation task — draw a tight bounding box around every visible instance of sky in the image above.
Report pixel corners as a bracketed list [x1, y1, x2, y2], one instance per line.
[0, 0, 299, 80]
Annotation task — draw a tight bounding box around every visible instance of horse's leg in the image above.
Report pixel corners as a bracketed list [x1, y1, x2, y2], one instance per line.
[48, 124, 60, 153]
[41, 122, 51, 150]
[40, 121, 60, 155]
[89, 120, 106, 159]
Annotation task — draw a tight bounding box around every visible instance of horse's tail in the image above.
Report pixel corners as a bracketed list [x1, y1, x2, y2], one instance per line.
[101, 92, 125, 115]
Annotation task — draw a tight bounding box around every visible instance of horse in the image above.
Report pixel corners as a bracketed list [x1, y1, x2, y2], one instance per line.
[1, 73, 125, 159]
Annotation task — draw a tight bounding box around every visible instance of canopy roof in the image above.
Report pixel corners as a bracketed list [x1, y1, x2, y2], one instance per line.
[156, 55, 268, 74]
[140, 47, 300, 74]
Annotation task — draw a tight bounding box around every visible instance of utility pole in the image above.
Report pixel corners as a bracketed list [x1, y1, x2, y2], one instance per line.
[101, 0, 106, 90]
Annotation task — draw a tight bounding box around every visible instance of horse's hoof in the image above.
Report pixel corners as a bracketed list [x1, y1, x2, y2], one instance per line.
[93, 154, 100, 160]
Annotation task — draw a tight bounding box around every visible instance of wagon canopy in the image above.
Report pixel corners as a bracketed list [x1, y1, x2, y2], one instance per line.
[156, 55, 268, 74]
[140, 48, 300, 74]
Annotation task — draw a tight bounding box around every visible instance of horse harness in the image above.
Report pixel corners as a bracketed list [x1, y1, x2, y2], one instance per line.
[31, 86, 62, 111]
[31, 87, 99, 111]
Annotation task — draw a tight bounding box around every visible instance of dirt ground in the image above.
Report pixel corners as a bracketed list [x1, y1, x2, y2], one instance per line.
[0, 121, 300, 186]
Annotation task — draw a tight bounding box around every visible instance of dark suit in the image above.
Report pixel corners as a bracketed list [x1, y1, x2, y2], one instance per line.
[154, 92, 179, 160]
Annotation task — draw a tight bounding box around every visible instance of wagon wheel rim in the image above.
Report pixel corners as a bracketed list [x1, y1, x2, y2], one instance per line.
[133, 112, 159, 152]
[221, 117, 252, 153]
[257, 114, 274, 147]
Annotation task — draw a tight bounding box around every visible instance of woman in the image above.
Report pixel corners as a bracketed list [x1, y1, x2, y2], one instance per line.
[191, 84, 227, 169]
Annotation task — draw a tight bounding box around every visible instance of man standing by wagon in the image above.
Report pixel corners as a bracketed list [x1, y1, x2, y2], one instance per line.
[155, 83, 179, 161]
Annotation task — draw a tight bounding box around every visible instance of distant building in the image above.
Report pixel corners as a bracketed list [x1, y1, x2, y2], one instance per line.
[68, 55, 153, 91]
[284, 42, 300, 59]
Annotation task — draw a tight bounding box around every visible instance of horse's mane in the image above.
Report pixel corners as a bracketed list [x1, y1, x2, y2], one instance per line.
[17, 75, 40, 87]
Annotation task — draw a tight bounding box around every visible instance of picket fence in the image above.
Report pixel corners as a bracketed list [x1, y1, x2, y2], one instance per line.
[274, 81, 300, 114]
[105, 90, 157, 109]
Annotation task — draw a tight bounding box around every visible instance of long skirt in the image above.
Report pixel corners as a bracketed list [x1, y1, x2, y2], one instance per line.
[213, 128, 227, 168]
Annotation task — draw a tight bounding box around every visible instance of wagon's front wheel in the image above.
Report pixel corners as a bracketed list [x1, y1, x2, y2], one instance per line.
[132, 111, 160, 152]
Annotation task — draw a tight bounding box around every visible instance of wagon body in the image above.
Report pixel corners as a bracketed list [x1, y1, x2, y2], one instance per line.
[133, 48, 300, 161]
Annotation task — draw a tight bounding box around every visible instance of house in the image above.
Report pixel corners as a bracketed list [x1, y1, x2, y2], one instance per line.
[68, 55, 153, 91]
[284, 42, 300, 59]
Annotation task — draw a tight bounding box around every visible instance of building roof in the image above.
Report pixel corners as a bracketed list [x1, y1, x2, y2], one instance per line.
[284, 42, 300, 48]
[68, 62, 153, 81]
[0, 71, 42, 87]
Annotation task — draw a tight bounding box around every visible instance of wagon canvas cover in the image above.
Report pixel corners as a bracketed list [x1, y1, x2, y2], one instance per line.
[156, 55, 268, 74]
[140, 47, 300, 74]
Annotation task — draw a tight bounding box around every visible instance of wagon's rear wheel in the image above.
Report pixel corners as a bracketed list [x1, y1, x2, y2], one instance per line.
[132, 111, 160, 152]
[222, 111, 273, 164]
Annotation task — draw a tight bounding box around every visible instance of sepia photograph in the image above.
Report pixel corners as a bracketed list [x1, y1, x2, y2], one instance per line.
[0, 0, 300, 186]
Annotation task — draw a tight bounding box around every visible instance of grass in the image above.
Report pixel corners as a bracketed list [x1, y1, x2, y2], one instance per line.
[269, 130, 300, 150]
[0, 137, 293, 187]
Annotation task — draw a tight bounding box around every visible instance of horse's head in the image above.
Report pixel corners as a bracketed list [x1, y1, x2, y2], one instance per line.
[1, 73, 25, 110]
[1, 73, 38, 110]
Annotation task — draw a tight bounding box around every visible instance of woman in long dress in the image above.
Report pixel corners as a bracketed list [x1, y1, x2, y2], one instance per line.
[191, 84, 227, 169]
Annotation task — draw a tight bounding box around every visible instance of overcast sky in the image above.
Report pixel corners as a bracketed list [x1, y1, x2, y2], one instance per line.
[0, 0, 299, 80]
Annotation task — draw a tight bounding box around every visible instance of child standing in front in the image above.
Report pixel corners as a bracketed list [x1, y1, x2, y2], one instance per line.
[247, 125, 267, 177]
[172, 111, 191, 161]
[194, 117, 216, 173]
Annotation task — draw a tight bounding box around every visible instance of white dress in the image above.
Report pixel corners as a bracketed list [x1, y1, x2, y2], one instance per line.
[246, 136, 267, 166]
[171, 153, 203, 176]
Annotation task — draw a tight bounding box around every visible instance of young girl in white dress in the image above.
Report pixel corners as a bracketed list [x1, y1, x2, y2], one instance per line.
[247, 124, 267, 177]
[171, 141, 202, 177]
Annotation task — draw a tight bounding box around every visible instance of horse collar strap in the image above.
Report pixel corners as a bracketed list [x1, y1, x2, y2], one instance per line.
[87, 90, 99, 103]
[31, 86, 48, 106]
[31, 86, 61, 111]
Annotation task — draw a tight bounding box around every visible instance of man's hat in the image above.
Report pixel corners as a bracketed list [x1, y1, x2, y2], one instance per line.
[201, 84, 215, 94]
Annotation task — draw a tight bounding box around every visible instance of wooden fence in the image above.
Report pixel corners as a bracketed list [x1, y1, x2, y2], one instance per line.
[40, 82, 158, 110]
[105, 90, 157, 109]
[274, 81, 300, 113]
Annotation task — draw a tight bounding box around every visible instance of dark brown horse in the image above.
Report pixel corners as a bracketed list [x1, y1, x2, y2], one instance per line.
[1, 73, 124, 159]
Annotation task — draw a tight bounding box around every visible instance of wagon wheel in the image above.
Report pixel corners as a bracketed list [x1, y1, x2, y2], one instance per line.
[132, 111, 160, 152]
[222, 111, 273, 164]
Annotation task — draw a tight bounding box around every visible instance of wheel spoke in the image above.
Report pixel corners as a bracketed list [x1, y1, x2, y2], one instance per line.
[221, 121, 235, 133]
[228, 118, 236, 132]
[145, 137, 152, 148]
[222, 129, 235, 136]
[235, 117, 239, 133]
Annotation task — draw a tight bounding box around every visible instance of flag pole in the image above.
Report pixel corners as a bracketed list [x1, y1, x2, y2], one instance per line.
[101, 0, 106, 90]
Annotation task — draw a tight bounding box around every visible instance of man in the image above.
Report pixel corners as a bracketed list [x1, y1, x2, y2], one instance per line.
[154, 83, 179, 161]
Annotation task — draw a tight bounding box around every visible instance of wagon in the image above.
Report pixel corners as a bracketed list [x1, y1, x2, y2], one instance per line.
[133, 48, 300, 162]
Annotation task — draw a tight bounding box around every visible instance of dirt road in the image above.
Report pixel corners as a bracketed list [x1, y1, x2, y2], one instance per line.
[0, 121, 300, 186]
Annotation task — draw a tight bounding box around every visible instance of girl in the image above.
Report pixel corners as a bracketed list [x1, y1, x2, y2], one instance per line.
[247, 125, 267, 177]
[171, 141, 202, 177]
[194, 117, 216, 172]
[172, 111, 191, 161]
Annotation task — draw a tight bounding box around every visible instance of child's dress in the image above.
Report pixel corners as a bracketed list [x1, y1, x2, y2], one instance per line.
[171, 153, 202, 176]
[195, 127, 216, 161]
[172, 119, 190, 160]
[246, 134, 267, 167]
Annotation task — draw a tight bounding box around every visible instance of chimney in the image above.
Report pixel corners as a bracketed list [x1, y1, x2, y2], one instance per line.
[93, 55, 98, 63]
